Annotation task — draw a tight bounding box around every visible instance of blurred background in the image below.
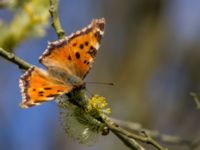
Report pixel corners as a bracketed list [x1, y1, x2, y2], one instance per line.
[0, 0, 200, 149]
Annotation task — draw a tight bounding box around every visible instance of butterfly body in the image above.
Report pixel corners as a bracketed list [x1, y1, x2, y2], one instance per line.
[19, 18, 105, 108]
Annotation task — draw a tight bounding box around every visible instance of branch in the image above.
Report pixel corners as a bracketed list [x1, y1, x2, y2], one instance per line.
[0, 0, 9, 8]
[0, 48, 31, 70]
[110, 118, 192, 146]
[190, 92, 200, 110]
[113, 131, 146, 150]
[104, 117, 167, 150]
[49, 0, 65, 39]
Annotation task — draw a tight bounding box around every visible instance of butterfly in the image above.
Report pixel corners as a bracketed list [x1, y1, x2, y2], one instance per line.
[19, 18, 105, 108]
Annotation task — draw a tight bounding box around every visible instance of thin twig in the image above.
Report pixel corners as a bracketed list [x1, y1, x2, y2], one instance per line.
[0, 48, 31, 70]
[110, 117, 192, 146]
[190, 92, 200, 110]
[49, 0, 65, 39]
[104, 117, 167, 150]
[113, 131, 146, 150]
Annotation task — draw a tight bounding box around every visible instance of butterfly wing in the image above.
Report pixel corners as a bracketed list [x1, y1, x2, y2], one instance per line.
[19, 66, 72, 108]
[39, 18, 105, 79]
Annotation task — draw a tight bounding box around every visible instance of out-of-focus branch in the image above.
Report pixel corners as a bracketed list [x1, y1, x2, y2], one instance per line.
[0, 0, 9, 8]
[113, 131, 146, 150]
[104, 117, 167, 150]
[0, 0, 49, 51]
[110, 118, 192, 145]
[0, 48, 31, 70]
[191, 138, 200, 150]
[190, 92, 200, 110]
[49, 0, 65, 39]
[111, 117, 200, 149]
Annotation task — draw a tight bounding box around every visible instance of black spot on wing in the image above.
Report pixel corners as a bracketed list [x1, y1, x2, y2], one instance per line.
[75, 52, 80, 59]
[38, 91, 44, 94]
[87, 46, 97, 58]
[73, 43, 77, 47]
[38, 91, 44, 96]
[84, 41, 89, 46]
[79, 44, 84, 49]
[68, 55, 72, 60]
[94, 31, 102, 42]
[44, 87, 52, 90]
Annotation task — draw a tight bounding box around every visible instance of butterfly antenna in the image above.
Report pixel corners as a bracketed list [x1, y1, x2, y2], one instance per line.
[86, 81, 115, 86]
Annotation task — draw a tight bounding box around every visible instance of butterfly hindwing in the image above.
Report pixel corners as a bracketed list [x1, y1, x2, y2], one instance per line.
[19, 66, 72, 108]
[39, 18, 105, 79]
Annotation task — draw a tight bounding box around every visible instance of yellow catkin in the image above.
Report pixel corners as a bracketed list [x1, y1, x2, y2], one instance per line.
[87, 95, 111, 115]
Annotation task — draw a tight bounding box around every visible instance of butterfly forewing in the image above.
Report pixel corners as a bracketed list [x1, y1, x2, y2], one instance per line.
[39, 18, 105, 79]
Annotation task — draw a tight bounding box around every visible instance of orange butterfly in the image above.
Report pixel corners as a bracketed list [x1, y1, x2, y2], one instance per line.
[19, 18, 105, 108]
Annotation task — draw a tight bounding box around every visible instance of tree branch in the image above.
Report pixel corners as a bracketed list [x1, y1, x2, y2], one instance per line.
[104, 117, 167, 150]
[190, 92, 200, 110]
[110, 117, 192, 146]
[49, 0, 65, 39]
[0, 48, 31, 70]
[113, 131, 146, 150]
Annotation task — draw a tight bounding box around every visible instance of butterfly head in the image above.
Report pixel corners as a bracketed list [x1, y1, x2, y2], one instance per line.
[67, 75, 86, 90]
